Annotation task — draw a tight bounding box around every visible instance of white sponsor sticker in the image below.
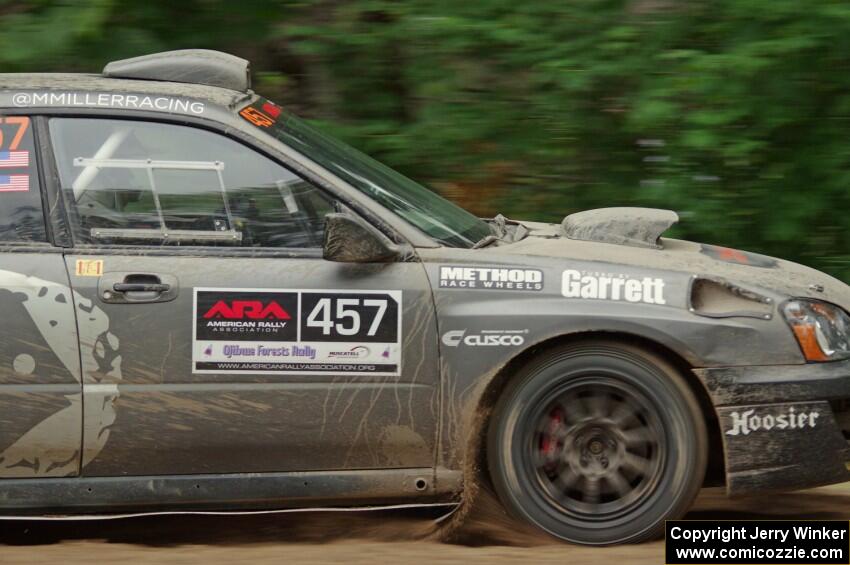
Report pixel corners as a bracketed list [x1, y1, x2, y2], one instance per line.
[561, 269, 666, 304]
[439, 266, 543, 291]
[11, 91, 205, 115]
[193, 288, 402, 376]
[725, 406, 820, 436]
[441, 329, 528, 347]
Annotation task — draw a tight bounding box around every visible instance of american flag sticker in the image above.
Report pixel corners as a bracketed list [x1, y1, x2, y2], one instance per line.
[0, 151, 29, 169]
[0, 175, 29, 192]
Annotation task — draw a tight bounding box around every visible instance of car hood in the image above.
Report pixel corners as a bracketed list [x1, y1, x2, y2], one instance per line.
[492, 218, 850, 307]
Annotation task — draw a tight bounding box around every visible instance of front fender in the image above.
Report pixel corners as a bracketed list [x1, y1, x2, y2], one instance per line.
[419, 254, 804, 472]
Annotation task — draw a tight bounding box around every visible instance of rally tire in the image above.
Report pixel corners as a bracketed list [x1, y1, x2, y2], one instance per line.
[487, 340, 707, 545]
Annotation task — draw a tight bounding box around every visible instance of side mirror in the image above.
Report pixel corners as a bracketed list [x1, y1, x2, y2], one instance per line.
[323, 212, 401, 263]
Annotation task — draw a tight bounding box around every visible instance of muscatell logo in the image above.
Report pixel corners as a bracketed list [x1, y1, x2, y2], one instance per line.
[442, 329, 528, 347]
[561, 269, 666, 304]
[439, 266, 543, 291]
[204, 300, 291, 320]
[725, 406, 820, 436]
[329, 346, 371, 359]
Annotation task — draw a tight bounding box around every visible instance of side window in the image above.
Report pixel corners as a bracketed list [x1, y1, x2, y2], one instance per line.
[0, 116, 46, 243]
[49, 118, 334, 248]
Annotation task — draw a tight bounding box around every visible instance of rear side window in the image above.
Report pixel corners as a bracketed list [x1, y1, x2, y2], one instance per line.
[49, 118, 334, 248]
[0, 116, 46, 243]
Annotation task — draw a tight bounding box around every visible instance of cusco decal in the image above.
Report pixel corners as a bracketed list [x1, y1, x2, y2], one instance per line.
[193, 288, 402, 376]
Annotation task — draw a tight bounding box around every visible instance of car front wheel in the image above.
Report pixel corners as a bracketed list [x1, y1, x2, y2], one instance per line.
[487, 340, 707, 545]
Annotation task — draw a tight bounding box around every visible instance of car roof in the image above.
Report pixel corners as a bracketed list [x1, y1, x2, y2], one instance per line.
[0, 73, 246, 108]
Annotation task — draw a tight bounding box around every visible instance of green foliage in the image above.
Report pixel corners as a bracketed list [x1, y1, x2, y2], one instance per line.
[1, 0, 849, 279]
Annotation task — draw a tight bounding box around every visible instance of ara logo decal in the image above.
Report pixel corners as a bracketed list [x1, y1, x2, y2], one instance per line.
[203, 300, 291, 320]
[196, 290, 299, 344]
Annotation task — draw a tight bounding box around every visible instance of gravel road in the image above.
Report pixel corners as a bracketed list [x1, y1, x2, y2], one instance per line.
[3, 484, 850, 564]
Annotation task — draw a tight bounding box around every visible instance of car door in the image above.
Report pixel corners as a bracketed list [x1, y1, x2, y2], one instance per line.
[0, 114, 83, 478]
[47, 116, 440, 477]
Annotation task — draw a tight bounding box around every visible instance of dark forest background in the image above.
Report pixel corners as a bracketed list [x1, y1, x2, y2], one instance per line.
[2, 1, 849, 278]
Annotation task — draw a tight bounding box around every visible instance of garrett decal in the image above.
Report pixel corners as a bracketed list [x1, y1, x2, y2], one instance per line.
[561, 269, 666, 304]
[442, 329, 528, 347]
[439, 266, 543, 291]
[725, 406, 819, 436]
[193, 288, 402, 376]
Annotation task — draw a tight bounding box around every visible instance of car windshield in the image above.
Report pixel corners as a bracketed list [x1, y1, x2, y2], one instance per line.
[242, 100, 494, 248]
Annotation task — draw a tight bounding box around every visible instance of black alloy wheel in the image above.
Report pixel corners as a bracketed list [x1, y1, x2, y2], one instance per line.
[487, 340, 707, 545]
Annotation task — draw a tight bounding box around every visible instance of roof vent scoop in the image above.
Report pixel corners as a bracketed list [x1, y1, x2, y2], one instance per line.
[103, 49, 251, 92]
[562, 207, 678, 249]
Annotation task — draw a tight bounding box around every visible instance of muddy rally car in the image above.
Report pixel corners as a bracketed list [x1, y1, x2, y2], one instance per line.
[1, 50, 849, 545]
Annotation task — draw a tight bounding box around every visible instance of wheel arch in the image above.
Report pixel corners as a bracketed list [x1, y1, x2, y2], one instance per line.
[471, 329, 726, 489]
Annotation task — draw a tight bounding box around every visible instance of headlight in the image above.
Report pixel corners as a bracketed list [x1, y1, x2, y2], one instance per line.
[782, 299, 850, 362]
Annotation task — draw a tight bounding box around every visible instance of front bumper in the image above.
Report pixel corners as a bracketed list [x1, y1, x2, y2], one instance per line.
[694, 359, 850, 496]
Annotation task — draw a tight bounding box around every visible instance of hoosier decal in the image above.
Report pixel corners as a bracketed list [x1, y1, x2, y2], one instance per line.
[725, 406, 820, 436]
[193, 288, 402, 376]
[439, 266, 543, 291]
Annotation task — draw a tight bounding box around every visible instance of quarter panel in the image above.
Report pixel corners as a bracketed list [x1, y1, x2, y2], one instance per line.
[0, 253, 82, 478]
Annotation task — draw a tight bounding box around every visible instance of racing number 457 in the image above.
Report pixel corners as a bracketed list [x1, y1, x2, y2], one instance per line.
[306, 296, 389, 338]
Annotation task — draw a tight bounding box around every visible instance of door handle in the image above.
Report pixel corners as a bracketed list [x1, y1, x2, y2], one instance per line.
[99, 272, 179, 304]
[113, 282, 171, 293]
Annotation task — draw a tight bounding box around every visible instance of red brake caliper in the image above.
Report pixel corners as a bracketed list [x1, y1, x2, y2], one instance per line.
[539, 408, 564, 469]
